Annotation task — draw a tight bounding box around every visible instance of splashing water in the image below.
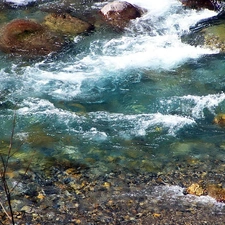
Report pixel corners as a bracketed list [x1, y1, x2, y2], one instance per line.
[0, 0, 224, 175]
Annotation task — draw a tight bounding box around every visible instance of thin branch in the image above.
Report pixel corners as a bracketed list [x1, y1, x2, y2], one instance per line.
[0, 201, 11, 221]
[6, 111, 16, 165]
[11, 158, 32, 193]
[0, 111, 17, 225]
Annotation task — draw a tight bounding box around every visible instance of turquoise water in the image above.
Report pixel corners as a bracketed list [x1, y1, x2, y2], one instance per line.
[1, 0, 225, 175]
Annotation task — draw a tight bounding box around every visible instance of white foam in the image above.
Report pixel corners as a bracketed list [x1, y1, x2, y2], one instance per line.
[162, 93, 225, 119]
[5, 0, 36, 6]
[90, 112, 195, 138]
[97, 0, 217, 70]
[69, 0, 218, 74]
[12, 0, 219, 101]
[122, 184, 225, 210]
[153, 185, 225, 210]
[98, 36, 215, 70]
[83, 127, 108, 142]
[182, 94, 225, 118]
[128, 0, 180, 15]
[17, 98, 81, 120]
[16, 98, 195, 139]
[6, 0, 221, 112]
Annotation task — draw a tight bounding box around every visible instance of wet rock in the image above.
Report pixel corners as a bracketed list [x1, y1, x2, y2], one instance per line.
[184, 183, 205, 196]
[201, 22, 225, 52]
[20, 205, 35, 213]
[182, 23, 225, 52]
[0, 19, 65, 56]
[213, 113, 225, 126]
[43, 13, 93, 36]
[179, 0, 220, 10]
[100, 1, 143, 29]
[207, 184, 225, 202]
[182, 9, 225, 53]
[185, 182, 225, 202]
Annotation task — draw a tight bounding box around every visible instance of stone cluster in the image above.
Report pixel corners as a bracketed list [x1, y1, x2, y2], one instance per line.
[0, 1, 145, 57]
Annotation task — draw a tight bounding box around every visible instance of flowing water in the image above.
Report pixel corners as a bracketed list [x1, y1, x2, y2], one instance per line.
[1, 0, 225, 212]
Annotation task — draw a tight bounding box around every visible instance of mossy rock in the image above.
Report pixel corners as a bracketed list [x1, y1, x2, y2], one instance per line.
[203, 24, 225, 51]
[43, 13, 93, 36]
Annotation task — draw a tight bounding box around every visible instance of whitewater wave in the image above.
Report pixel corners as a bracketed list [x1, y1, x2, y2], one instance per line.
[15, 98, 195, 140]
[1, 0, 219, 103]
[160, 93, 225, 119]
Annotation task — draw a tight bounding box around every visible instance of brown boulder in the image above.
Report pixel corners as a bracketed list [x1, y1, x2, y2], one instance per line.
[0, 19, 64, 56]
[180, 0, 218, 10]
[43, 13, 93, 36]
[100, 1, 142, 29]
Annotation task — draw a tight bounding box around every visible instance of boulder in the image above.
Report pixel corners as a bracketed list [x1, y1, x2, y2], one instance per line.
[43, 13, 93, 36]
[182, 23, 225, 52]
[181, 10, 225, 53]
[180, 0, 220, 10]
[100, 1, 142, 29]
[0, 19, 64, 56]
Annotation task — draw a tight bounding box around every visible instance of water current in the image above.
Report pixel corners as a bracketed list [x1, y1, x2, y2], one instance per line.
[1, 0, 225, 188]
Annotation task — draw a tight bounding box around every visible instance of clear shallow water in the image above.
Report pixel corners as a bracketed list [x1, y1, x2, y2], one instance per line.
[1, 0, 225, 175]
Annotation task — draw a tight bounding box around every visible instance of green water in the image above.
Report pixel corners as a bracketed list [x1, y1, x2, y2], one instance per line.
[0, 0, 225, 179]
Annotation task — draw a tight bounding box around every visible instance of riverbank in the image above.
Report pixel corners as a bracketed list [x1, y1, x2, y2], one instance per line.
[1, 151, 225, 224]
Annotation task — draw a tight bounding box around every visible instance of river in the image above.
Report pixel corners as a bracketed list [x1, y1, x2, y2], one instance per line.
[1, 0, 225, 223]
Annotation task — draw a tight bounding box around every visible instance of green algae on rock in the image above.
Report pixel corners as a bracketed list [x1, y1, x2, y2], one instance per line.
[43, 13, 93, 36]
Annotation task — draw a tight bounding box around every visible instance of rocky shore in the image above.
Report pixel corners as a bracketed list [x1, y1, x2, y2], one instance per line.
[1, 149, 225, 224]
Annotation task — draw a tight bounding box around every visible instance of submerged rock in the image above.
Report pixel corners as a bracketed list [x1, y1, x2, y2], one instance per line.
[100, 0, 143, 29]
[213, 113, 225, 126]
[0, 19, 65, 56]
[43, 13, 93, 36]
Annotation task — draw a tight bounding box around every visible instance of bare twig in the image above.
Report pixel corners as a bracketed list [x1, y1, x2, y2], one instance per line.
[0, 111, 17, 225]
[11, 158, 33, 193]
[0, 201, 11, 221]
